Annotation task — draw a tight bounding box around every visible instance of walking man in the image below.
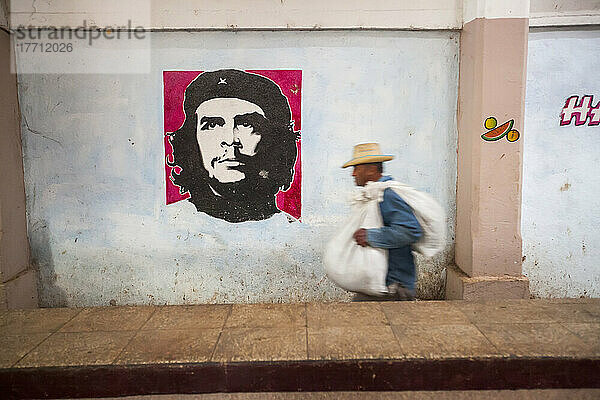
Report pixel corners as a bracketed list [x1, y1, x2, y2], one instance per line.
[342, 143, 423, 301]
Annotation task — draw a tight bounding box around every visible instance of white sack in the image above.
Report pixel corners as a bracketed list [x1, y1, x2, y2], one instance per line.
[323, 187, 388, 296]
[365, 181, 446, 258]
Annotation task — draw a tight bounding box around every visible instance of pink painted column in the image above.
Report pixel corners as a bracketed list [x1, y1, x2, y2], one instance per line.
[0, 28, 38, 309]
[447, 3, 530, 300]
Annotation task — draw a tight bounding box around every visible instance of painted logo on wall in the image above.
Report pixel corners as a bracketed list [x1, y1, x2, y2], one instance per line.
[163, 69, 302, 223]
[560, 95, 600, 126]
[481, 117, 520, 142]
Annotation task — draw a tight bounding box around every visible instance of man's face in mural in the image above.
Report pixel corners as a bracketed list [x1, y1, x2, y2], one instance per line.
[168, 69, 300, 223]
[195, 98, 266, 183]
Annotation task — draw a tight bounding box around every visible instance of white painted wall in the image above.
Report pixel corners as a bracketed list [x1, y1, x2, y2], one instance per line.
[8, 0, 600, 30]
[9, 0, 462, 30]
[462, 0, 530, 24]
[523, 28, 600, 297]
[530, 0, 600, 27]
[18, 31, 459, 306]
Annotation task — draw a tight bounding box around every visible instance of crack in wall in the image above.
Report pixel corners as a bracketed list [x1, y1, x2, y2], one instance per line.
[30, 0, 38, 20]
[22, 113, 62, 146]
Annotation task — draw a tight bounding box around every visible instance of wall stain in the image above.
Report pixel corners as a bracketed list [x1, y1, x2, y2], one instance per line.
[560, 182, 571, 191]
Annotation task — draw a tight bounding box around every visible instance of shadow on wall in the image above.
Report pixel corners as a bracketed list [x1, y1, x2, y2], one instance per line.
[30, 221, 68, 307]
[26, 222, 453, 304]
[415, 244, 454, 300]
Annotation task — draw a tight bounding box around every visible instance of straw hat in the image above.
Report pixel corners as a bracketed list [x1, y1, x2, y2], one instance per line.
[341, 143, 394, 168]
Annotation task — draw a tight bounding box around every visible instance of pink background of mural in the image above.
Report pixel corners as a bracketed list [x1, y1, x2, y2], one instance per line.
[163, 70, 302, 220]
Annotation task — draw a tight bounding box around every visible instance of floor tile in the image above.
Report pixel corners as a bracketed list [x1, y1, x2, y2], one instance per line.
[382, 301, 471, 325]
[453, 301, 555, 324]
[391, 324, 503, 359]
[16, 331, 135, 367]
[534, 298, 600, 304]
[308, 325, 403, 360]
[540, 303, 600, 323]
[226, 303, 306, 328]
[59, 306, 155, 332]
[115, 328, 221, 364]
[306, 303, 387, 328]
[562, 323, 600, 355]
[212, 327, 306, 362]
[0, 333, 51, 368]
[582, 302, 600, 318]
[141, 305, 230, 330]
[0, 308, 81, 335]
[476, 323, 595, 357]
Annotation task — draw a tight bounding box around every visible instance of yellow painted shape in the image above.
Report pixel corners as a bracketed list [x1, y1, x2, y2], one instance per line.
[485, 117, 497, 130]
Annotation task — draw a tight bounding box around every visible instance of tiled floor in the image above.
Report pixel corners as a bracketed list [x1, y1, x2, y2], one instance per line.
[1, 299, 599, 369]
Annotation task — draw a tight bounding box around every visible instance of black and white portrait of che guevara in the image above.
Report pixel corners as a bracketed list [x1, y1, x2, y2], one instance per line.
[167, 69, 300, 223]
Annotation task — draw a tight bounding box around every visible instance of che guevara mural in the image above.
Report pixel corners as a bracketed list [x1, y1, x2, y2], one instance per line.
[163, 69, 302, 223]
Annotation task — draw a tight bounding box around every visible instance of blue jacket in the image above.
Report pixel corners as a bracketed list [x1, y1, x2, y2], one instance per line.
[366, 176, 423, 289]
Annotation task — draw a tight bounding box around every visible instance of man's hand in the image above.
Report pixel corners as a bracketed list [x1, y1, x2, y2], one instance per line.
[353, 228, 369, 247]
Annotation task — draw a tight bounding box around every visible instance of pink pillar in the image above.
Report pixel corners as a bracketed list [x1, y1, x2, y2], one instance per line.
[0, 29, 38, 309]
[447, 15, 530, 300]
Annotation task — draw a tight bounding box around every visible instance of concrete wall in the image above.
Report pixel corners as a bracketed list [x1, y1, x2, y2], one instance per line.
[530, 0, 600, 26]
[8, 0, 462, 30]
[8, 1, 599, 30]
[10, 1, 600, 305]
[0, 26, 38, 309]
[0, 0, 7, 30]
[18, 31, 459, 306]
[523, 28, 600, 297]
